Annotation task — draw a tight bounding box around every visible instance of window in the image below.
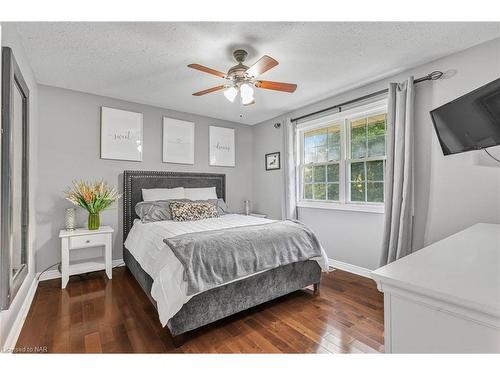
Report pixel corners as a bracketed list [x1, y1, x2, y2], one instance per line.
[302, 125, 341, 201]
[297, 100, 387, 212]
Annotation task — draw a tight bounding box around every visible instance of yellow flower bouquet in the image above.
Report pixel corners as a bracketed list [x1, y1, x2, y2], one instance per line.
[65, 180, 121, 230]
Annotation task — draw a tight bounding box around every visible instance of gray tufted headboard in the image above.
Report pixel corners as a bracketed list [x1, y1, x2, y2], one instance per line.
[123, 170, 226, 241]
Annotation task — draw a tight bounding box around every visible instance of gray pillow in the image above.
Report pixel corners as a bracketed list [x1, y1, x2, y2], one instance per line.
[135, 199, 188, 223]
[209, 198, 232, 215]
[135, 198, 230, 223]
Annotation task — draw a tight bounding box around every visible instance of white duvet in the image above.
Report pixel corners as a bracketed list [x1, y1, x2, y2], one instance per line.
[124, 214, 329, 326]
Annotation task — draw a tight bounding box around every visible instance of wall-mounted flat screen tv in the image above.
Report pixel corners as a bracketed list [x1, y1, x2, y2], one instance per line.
[430, 78, 500, 155]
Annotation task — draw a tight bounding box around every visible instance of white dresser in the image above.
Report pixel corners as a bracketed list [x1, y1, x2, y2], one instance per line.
[372, 223, 500, 353]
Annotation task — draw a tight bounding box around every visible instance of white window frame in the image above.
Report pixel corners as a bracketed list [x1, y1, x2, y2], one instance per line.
[296, 99, 387, 214]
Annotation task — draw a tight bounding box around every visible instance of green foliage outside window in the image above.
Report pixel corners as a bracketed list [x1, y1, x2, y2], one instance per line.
[350, 114, 386, 203]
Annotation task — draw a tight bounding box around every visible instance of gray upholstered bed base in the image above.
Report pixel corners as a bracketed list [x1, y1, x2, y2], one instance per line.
[123, 247, 321, 337]
[122, 171, 322, 344]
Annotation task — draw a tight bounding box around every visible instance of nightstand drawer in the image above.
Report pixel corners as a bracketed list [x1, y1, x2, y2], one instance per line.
[69, 233, 107, 249]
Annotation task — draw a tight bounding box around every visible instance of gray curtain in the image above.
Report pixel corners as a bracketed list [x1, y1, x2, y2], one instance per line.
[380, 77, 415, 266]
[282, 118, 298, 220]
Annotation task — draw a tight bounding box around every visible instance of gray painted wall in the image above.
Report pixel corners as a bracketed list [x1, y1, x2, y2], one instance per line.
[36, 85, 253, 272]
[252, 120, 285, 219]
[252, 38, 500, 270]
[0, 24, 39, 350]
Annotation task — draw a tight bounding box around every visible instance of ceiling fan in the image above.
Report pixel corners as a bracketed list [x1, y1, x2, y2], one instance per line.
[188, 49, 297, 106]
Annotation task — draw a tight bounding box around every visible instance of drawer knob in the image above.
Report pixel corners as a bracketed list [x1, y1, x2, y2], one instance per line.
[85, 240, 90, 243]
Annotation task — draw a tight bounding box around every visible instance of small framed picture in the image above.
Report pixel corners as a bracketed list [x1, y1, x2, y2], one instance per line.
[265, 152, 280, 171]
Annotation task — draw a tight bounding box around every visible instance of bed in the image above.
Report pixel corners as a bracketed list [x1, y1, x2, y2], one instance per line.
[122, 170, 327, 346]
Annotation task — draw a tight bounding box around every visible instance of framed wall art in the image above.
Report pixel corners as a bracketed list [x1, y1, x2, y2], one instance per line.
[265, 152, 280, 171]
[100, 106, 143, 161]
[209, 126, 235, 167]
[163, 117, 195, 164]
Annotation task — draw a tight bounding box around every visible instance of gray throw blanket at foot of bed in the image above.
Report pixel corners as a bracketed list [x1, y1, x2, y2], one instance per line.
[164, 220, 323, 296]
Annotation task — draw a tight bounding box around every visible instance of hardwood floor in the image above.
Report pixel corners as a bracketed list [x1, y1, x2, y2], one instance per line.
[15, 267, 384, 353]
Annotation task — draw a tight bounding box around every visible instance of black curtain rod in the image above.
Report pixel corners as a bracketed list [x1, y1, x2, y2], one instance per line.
[291, 71, 444, 123]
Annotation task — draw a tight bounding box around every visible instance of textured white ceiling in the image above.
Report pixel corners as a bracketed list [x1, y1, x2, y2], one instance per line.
[11, 22, 500, 125]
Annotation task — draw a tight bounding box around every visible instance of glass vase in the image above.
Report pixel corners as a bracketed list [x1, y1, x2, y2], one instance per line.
[88, 212, 100, 230]
[65, 208, 76, 231]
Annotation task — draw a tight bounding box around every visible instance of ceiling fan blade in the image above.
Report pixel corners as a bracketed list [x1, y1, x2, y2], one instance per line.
[246, 55, 278, 78]
[192, 85, 226, 96]
[188, 64, 227, 79]
[255, 80, 297, 93]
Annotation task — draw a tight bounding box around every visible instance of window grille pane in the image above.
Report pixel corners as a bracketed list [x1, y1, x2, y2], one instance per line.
[304, 166, 313, 183]
[327, 164, 339, 182]
[304, 128, 328, 163]
[313, 165, 326, 182]
[367, 114, 386, 136]
[313, 184, 326, 200]
[351, 140, 366, 159]
[367, 135, 385, 157]
[316, 145, 327, 163]
[366, 160, 384, 181]
[315, 129, 328, 163]
[328, 146, 340, 162]
[350, 161, 366, 202]
[304, 133, 315, 164]
[327, 125, 341, 161]
[367, 114, 386, 157]
[327, 183, 339, 201]
[351, 117, 367, 159]
[367, 182, 384, 202]
[304, 184, 313, 199]
[350, 182, 365, 202]
[350, 162, 365, 182]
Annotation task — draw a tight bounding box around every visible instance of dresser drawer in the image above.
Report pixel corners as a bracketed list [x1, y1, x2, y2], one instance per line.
[69, 233, 107, 249]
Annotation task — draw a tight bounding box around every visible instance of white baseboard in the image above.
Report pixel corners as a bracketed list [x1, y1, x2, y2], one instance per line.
[328, 258, 373, 279]
[2, 275, 38, 353]
[39, 258, 125, 281]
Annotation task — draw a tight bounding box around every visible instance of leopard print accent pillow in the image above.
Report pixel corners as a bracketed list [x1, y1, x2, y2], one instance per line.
[169, 201, 219, 222]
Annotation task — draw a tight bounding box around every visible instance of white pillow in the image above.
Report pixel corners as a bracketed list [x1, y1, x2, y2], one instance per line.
[142, 187, 185, 201]
[184, 187, 218, 200]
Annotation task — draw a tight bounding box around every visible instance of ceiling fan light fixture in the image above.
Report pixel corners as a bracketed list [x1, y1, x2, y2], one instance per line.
[240, 83, 255, 105]
[223, 86, 238, 102]
[240, 83, 254, 99]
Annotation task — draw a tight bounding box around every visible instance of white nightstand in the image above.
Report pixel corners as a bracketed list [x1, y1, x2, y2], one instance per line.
[59, 226, 114, 289]
[249, 213, 267, 218]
